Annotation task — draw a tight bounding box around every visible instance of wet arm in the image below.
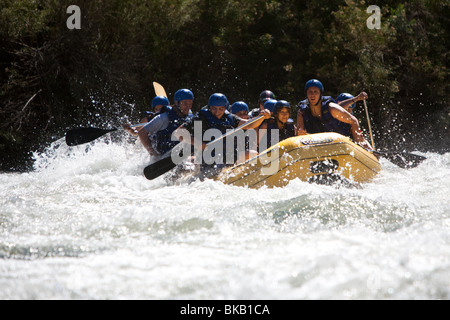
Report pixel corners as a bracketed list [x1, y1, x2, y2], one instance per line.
[338, 92, 368, 111]
[137, 115, 167, 156]
[338, 98, 357, 111]
[329, 103, 365, 143]
[138, 128, 158, 156]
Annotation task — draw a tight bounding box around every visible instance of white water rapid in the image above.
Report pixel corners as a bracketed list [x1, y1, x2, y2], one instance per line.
[1, 135, 449, 299]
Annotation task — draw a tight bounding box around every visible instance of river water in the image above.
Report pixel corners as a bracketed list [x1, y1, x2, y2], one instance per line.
[1, 135, 449, 300]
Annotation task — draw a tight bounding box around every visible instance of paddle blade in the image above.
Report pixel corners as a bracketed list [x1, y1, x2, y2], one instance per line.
[65, 127, 117, 146]
[143, 156, 177, 180]
[153, 82, 167, 98]
[376, 151, 426, 169]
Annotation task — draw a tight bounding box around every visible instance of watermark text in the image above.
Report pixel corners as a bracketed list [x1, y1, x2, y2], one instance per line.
[66, 5, 81, 29]
[367, 5, 381, 29]
[172, 124, 281, 175]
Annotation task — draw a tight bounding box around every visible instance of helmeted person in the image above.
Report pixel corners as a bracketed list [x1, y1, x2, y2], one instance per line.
[249, 90, 276, 118]
[230, 101, 254, 154]
[138, 89, 194, 157]
[179, 93, 271, 166]
[258, 100, 296, 150]
[123, 95, 170, 136]
[296, 79, 372, 150]
[145, 95, 171, 120]
[336, 92, 369, 114]
[262, 98, 277, 115]
[250, 98, 277, 146]
[230, 101, 250, 120]
[259, 90, 276, 107]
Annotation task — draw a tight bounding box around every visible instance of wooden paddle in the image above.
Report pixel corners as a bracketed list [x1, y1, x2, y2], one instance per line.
[65, 123, 146, 146]
[363, 99, 375, 149]
[153, 82, 168, 98]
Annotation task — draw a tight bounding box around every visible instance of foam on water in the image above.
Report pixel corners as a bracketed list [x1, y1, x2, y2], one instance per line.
[1, 136, 449, 299]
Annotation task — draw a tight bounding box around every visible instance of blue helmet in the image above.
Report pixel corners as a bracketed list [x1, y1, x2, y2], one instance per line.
[263, 98, 277, 113]
[151, 95, 170, 109]
[273, 100, 291, 114]
[174, 89, 194, 102]
[208, 93, 229, 108]
[305, 79, 324, 94]
[337, 93, 356, 109]
[230, 101, 249, 114]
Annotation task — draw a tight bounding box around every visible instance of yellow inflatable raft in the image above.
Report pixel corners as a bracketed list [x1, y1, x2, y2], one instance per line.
[215, 132, 381, 188]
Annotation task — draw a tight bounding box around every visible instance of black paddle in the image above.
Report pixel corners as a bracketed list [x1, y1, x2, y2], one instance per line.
[361, 100, 426, 169]
[66, 82, 166, 147]
[143, 153, 181, 180]
[65, 127, 118, 146]
[372, 150, 426, 169]
[65, 123, 145, 146]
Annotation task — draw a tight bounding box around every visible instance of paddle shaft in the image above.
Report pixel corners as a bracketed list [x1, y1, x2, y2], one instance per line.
[203, 114, 264, 149]
[361, 100, 426, 168]
[363, 100, 375, 150]
[66, 122, 148, 146]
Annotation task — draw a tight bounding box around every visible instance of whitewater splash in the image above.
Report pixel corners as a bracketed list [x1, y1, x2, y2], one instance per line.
[0, 134, 449, 299]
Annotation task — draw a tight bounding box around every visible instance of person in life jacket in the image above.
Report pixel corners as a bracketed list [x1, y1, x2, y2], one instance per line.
[336, 92, 368, 114]
[137, 89, 194, 157]
[123, 95, 170, 136]
[262, 98, 277, 115]
[144, 95, 171, 121]
[258, 100, 296, 151]
[230, 101, 253, 155]
[296, 79, 372, 150]
[230, 101, 250, 120]
[178, 93, 271, 165]
[232, 100, 280, 152]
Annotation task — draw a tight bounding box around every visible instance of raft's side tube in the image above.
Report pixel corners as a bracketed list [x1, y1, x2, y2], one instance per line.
[216, 132, 381, 188]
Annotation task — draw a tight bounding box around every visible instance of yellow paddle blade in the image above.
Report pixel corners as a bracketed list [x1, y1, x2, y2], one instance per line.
[153, 82, 167, 98]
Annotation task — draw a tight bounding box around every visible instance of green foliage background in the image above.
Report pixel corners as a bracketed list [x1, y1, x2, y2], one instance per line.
[1, 0, 449, 171]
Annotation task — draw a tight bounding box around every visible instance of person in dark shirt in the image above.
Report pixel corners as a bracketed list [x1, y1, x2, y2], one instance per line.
[258, 100, 296, 151]
[296, 79, 372, 150]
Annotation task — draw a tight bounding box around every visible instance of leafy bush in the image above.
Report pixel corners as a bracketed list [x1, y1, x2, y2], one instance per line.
[1, 0, 448, 170]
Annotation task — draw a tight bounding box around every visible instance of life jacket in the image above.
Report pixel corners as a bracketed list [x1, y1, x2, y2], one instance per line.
[263, 118, 296, 148]
[198, 107, 241, 164]
[298, 96, 351, 137]
[154, 106, 192, 155]
[198, 107, 236, 134]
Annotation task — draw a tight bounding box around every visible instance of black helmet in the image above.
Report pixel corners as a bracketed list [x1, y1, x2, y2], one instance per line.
[259, 90, 276, 103]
